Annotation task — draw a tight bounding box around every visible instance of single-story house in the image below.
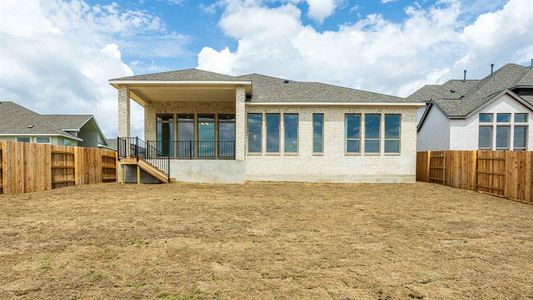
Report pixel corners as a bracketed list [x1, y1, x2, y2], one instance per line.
[0, 101, 111, 148]
[411, 63, 533, 151]
[109, 69, 423, 184]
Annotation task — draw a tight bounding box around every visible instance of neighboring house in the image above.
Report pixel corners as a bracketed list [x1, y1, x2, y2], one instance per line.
[412, 63, 533, 151]
[110, 69, 423, 184]
[0, 101, 111, 148]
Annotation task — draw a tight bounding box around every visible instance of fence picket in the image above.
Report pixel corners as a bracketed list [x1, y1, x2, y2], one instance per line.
[417, 150, 532, 204]
[0, 140, 117, 195]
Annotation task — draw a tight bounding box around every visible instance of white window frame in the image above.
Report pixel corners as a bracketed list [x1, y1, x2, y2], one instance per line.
[513, 113, 528, 151]
[478, 112, 529, 150]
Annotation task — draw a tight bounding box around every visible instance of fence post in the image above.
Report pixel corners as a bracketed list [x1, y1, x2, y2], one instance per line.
[472, 151, 477, 191]
[426, 151, 431, 182]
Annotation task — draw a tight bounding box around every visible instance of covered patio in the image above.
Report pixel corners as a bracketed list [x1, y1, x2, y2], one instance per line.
[110, 72, 252, 162]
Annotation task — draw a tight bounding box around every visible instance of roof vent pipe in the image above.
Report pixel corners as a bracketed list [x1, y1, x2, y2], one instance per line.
[463, 70, 467, 82]
[491, 64, 494, 76]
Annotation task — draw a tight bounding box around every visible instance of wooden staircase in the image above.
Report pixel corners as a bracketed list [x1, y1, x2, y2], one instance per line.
[117, 137, 171, 184]
[119, 158, 170, 183]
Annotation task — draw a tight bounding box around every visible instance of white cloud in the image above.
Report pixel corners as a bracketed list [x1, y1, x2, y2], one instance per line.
[381, 0, 397, 3]
[305, 0, 337, 23]
[0, 0, 187, 138]
[198, 0, 533, 97]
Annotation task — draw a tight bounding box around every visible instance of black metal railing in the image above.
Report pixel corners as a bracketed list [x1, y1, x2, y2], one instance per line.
[146, 140, 235, 159]
[117, 137, 171, 181]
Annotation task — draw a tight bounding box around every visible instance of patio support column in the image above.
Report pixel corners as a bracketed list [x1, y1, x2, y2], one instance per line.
[118, 85, 130, 137]
[235, 86, 246, 161]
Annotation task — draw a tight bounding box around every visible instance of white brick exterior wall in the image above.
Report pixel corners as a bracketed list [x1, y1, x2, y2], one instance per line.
[245, 105, 418, 183]
[142, 100, 418, 183]
[117, 85, 130, 137]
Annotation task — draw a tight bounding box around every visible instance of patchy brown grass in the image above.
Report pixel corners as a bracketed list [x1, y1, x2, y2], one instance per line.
[0, 182, 532, 299]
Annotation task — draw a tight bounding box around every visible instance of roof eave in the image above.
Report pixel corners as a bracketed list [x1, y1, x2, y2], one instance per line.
[245, 101, 424, 107]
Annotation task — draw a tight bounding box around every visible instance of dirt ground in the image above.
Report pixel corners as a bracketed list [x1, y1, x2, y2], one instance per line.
[0, 182, 532, 299]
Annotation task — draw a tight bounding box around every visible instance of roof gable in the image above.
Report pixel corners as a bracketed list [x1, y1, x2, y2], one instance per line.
[409, 63, 533, 117]
[110, 68, 240, 82]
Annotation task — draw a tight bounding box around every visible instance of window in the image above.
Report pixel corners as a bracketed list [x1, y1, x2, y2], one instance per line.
[17, 137, 30, 143]
[496, 126, 510, 149]
[283, 113, 298, 153]
[479, 113, 493, 123]
[515, 113, 528, 123]
[197, 114, 215, 158]
[514, 113, 528, 151]
[478, 126, 493, 149]
[384, 114, 401, 153]
[156, 114, 174, 156]
[247, 113, 262, 153]
[345, 114, 361, 153]
[365, 114, 381, 154]
[177, 114, 194, 158]
[36, 137, 50, 144]
[218, 114, 236, 158]
[497, 113, 511, 123]
[63, 139, 76, 146]
[313, 113, 324, 153]
[478, 112, 528, 150]
[266, 113, 280, 153]
[514, 126, 527, 151]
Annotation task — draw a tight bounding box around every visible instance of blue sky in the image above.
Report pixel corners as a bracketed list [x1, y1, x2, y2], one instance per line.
[0, 0, 530, 137]
[82, 0, 508, 74]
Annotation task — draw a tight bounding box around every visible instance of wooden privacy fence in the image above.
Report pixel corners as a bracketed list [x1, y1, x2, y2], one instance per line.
[0, 140, 117, 195]
[417, 150, 533, 204]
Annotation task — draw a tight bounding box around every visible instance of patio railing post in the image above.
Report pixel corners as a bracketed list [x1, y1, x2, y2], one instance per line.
[189, 141, 193, 159]
[135, 137, 139, 160]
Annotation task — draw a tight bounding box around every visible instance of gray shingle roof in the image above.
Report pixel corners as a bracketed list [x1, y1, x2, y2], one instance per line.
[111, 69, 411, 103]
[106, 137, 117, 150]
[409, 63, 533, 117]
[110, 68, 243, 82]
[41, 114, 93, 130]
[0, 101, 81, 140]
[236, 73, 406, 103]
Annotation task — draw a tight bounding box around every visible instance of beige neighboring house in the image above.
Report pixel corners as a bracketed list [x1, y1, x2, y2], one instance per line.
[110, 69, 423, 184]
[0, 101, 111, 148]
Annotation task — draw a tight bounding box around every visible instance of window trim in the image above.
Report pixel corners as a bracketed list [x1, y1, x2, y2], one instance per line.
[478, 112, 528, 150]
[345, 113, 362, 155]
[384, 114, 401, 155]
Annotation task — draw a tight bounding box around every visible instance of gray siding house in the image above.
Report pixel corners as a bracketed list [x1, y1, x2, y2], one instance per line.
[0, 101, 110, 148]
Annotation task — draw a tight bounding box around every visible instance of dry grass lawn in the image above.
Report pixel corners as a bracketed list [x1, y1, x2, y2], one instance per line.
[0, 182, 532, 299]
